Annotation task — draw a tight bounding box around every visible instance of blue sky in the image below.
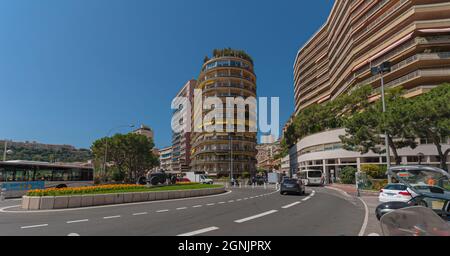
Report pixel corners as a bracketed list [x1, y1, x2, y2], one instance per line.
[0, 0, 333, 149]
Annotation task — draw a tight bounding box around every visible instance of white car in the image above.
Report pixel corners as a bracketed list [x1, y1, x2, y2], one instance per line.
[379, 184, 417, 203]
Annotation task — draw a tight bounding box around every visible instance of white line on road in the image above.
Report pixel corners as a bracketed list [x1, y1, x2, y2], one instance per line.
[243, 197, 249, 200]
[302, 196, 312, 201]
[358, 197, 369, 237]
[236, 199, 242, 201]
[218, 202, 225, 204]
[282, 202, 301, 209]
[177, 226, 219, 237]
[21, 224, 48, 229]
[228, 200, 234, 203]
[156, 209, 169, 213]
[176, 207, 188, 210]
[206, 203, 215, 206]
[132, 212, 148, 216]
[193, 205, 202, 208]
[234, 210, 278, 223]
[66, 219, 89, 224]
[103, 215, 121, 219]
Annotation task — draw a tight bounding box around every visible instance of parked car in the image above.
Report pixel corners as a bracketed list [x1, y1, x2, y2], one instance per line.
[375, 165, 450, 221]
[379, 183, 417, 203]
[280, 178, 305, 195]
[147, 172, 167, 186]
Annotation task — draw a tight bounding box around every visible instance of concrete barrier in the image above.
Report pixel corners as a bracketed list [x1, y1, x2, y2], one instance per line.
[21, 186, 226, 210]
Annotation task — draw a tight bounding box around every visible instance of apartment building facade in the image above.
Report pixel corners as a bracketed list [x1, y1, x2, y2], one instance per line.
[190, 49, 258, 177]
[294, 0, 450, 114]
[172, 80, 196, 173]
[289, 0, 450, 179]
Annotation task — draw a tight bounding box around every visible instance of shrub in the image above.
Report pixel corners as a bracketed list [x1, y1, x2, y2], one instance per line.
[339, 166, 357, 184]
[361, 164, 387, 179]
[371, 179, 389, 191]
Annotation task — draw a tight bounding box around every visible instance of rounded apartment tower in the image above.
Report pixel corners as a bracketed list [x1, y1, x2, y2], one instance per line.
[191, 49, 257, 177]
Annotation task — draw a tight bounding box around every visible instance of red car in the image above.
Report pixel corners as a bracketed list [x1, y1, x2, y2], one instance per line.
[176, 177, 191, 183]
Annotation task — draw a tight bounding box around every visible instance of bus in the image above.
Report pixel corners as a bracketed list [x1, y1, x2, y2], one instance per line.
[0, 160, 94, 198]
[298, 169, 324, 186]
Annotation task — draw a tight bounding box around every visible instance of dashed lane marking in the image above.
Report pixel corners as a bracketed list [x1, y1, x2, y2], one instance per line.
[177, 226, 219, 237]
[193, 205, 202, 208]
[103, 215, 121, 219]
[66, 219, 89, 224]
[234, 210, 278, 223]
[21, 224, 48, 229]
[282, 202, 301, 209]
[176, 207, 188, 210]
[132, 212, 148, 216]
[156, 209, 169, 213]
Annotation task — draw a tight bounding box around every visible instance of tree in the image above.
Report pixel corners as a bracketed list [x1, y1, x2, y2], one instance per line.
[409, 83, 450, 171]
[340, 87, 417, 165]
[91, 133, 159, 183]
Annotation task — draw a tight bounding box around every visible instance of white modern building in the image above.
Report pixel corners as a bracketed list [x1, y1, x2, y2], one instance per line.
[288, 128, 450, 182]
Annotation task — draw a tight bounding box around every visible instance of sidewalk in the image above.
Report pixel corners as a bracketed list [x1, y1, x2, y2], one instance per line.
[328, 183, 379, 197]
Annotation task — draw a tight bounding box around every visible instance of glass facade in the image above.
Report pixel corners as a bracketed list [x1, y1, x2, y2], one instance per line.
[0, 164, 93, 182]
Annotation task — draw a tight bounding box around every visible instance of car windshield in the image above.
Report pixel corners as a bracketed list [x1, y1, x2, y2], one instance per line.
[308, 171, 322, 178]
[392, 168, 450, 192]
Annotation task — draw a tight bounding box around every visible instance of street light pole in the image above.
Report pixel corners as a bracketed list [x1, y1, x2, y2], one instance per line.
[372, 62, 393, 183]
[2, 141, 7, 162]
[229, 134, 233, 184]
[380, 71, 392, 183]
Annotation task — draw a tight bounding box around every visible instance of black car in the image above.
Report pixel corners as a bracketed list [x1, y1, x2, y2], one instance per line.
[280, 178, 305, 195]
[148, 172, 168, 186]
[375, 165, 450, 221]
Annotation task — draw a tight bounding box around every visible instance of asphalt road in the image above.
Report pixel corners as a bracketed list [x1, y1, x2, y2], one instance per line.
[0, 186, 366, 236]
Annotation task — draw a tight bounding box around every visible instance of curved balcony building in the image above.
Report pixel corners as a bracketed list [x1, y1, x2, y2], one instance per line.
[294, 0, 450, 115]
[190, 49, 257, 176]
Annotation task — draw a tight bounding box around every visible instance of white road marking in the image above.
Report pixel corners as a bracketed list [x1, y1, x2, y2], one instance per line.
[206, 203, 215, 206]
[132, 212, 148, 216]
[282, 202, 301, 209]
[234, 210, 278, 223]
[156, 209, 169, 213]
[21, 224, 48, 229]
[302, 196, 312, 201]
[68, 233, 80, 236]
[236, 199, 242, 201]
[193, 205, 202, 208]
[218, 202, 225, 204]
[177, 226, 219, 237]
[66, 219, 89, 224]
[228, 200, 235, 203]
[358, 197, 369, 237]
[368, 233, 380, 236]
[176, 207, 188, 210]
[243, 197, 249, 200]
[103, 215, 121, 219]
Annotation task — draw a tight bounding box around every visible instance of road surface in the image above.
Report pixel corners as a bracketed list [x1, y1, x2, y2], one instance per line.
[0, 186, 366, 236]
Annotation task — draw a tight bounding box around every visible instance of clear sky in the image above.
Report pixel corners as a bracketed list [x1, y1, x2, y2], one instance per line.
[0, 0, 333, 149]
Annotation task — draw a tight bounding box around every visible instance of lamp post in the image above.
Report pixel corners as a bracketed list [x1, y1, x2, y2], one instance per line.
[2, 141, 7, 162]
[229, 133, 234, 185]
[371, 61, 393, 183]
[102, 124, 135, 177]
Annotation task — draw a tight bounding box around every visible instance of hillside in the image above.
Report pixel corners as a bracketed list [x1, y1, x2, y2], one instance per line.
[0, 140, 92, 163]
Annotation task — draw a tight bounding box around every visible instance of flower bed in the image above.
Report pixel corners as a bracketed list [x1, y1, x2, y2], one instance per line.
[27, 183, 221, 197]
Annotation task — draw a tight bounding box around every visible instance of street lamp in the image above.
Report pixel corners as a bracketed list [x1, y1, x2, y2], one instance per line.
[102, 124, 135, 177]
[371, 61, 393, 183]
